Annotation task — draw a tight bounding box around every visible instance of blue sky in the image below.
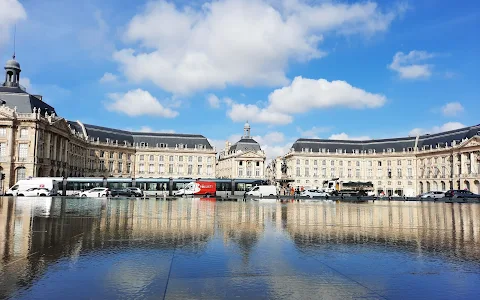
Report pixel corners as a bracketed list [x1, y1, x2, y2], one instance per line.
[0, 0, 479, 159]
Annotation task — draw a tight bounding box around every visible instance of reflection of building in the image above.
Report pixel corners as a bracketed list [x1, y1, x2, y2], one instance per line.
[0, 55, 215, 190]
[273, 127, 480, 196]
[216, 122, 266, 179]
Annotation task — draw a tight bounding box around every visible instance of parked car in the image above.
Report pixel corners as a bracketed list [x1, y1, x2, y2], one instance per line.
[300, 189, 329, 198]
[17, 187, 54, 197]
[128, 187, 143, 197]
[110, 188, 134, 197]
[420, 191, 445, 199]
[444, 190, 480, 198]
[80, 187, 109, 197]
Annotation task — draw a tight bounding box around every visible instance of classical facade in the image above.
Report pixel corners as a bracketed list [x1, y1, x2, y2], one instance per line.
[0, 56, 215, 192]
[216, 122, 266, 179]
[272, 127, 480, 196]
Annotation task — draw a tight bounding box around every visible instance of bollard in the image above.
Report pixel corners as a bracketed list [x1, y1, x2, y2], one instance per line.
[163, 193, 166, 201]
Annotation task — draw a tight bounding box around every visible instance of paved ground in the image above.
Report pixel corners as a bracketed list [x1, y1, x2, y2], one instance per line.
[1, 197, 479, 299]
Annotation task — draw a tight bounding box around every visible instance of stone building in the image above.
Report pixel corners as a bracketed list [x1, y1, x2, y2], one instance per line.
[216, 122, 266, 179]
[273, 126, 480, 196]
[0, 56, 215, 192]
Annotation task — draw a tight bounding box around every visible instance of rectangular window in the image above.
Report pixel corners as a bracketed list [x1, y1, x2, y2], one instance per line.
[198, 157, 203, 163]
[296, 159, 300, 165]
[0, 142, 6, 157]
[169, 164, 173, 174]
[305, 159, 309, 166]
[368, 161, 372, 167]
[238, 168, 243, 177]
[100, 161, 105, 170]
[127, 163, 131, 173]
[110, 152, 114, 159]
[408, 168, 412, 177]
[397, 160, 401, 166]
[442, 166, 446, 176]
[0, 127, 6, 136]
[108, 161, 114, 172]
[169, 156, 174, 162]
[100, 151, 105, 158]
[356, 161, 360, 167]
[313, 167, 318, 176]
[179, 156, 183, 162]
[347, 168, 352, 178]
[207, 157, 212, 164]
[188, 165, 193, 175]
[159, 164, 165, 173]
[18, 143, 28, 158]
[296, 167, 300, 176]
[377, 168, 383, 177]
[207, 165, 212, 176]
[305, 168, 309, 177]
[150, 155, 154, 161]
[367, 169, 373, 177]
[118, 162, 123, 172]
[331, 160, 335, 166]
[159, 155, 164, 162]
[348, 161, 351, 167]
[387, 160, 391, 166]
[197, 165, 202, 175]
[339, 161, 343, 166]
[397, 168, 402, 177]
[119, 152, 124, 160]
[331, 168, 335, 177]
[149, 164, 154, 173]
[188, 156, 193, 162]
[408, 160, 412, 166]
[339, 168, 344, 177]
[355, 169, 360, 178]
[140, 155, 144, 161]
[255, 169, 260, 176]
[139, 163, 145, 173]
[19, 128, 28, 138]
[442, 157, 446, 163]
[313, 160, 318, 166]
[322, 168, 326, 177]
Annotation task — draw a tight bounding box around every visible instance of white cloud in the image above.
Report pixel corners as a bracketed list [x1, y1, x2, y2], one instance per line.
[409, 122, 465, 136]
[105, 89, 178, 118]
[388, 50, 435, 79]
[114, 0, 404, 94]
[441, 102, 464, 117]
[206, 94, 220, 108]
[0, 0, 26, 47]
[21, 77, 31, 91]
[329, 133, 370, 140]
[267, 76, 386, 114]
[227, 102, 293, 125]
[99, 72, 118, 83]
[226, 76, 385, 125]
[131, 126, 175, 133]
[297, 126, 331, 138]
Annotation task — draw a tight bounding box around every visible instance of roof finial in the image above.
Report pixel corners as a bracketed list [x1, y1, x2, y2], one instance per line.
[13, 24, 16, 60]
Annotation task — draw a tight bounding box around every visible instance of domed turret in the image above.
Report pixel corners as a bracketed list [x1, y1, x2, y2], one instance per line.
[243, 121, 251, 138]
[3, 55, 21, 88]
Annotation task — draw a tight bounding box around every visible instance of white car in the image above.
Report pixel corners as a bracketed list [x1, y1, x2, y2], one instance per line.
[420, 191, 445, 199]
[80, 188, 109, 197]
[17, 187, 53, 197]
[300, 189, 329, 198]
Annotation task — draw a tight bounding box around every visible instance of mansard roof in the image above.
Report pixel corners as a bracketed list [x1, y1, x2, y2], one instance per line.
[81, 123, 213, 149]
[0, 87, 56, 115]
[229, 138, 262, 153]
[292, 124, 480, 153]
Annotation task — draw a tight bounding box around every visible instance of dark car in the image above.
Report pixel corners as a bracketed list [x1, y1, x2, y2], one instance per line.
[444, 190, 480, 198]
[127, 187, 143, 197]
[109, 188, 134, 197]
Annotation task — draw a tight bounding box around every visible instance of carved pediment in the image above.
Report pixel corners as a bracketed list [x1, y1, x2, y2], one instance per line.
[236, 151, 266, 159]
[458, 136, 480, 149]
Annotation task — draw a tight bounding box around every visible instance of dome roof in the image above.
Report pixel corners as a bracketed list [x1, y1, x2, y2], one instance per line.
[5, 59, 20, 70]
[244, 121, 250, 128]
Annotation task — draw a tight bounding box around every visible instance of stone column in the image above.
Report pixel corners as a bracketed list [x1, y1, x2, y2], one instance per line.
[470, 152, 474, 174]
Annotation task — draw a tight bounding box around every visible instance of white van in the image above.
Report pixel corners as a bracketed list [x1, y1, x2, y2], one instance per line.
[246, 185, 277, 197]
[6, 178, 61, 196]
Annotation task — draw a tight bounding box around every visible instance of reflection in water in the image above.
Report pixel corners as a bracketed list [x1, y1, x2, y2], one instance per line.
[0, 197, 479, 299]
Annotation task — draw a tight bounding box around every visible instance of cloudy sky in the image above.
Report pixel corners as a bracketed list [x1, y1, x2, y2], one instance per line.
[1, 0, 478, 159]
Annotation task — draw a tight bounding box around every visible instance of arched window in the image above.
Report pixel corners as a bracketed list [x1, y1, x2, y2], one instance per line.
[16, 167, 26, 181]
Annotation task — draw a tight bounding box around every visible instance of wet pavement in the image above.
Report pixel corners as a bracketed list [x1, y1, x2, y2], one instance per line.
[0, 197, 479, 299]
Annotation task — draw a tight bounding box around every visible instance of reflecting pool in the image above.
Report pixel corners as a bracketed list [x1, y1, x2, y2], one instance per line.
[1, 197, 479, 299]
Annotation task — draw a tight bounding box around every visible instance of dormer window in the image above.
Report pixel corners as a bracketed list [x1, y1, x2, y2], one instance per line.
[353, 149, 359, 154]
[336, 149, 342, 153]
[368, 149, 373, 154]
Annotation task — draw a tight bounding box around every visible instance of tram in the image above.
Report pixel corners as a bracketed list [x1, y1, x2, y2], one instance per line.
[38, 177, 268, 197]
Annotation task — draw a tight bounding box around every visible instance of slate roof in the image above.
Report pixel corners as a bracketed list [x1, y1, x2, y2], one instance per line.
[0, 86, 56, 114]
[292, 124, 480, 153]
[81, 123, 213, 149]
[229, 138, 262, 153]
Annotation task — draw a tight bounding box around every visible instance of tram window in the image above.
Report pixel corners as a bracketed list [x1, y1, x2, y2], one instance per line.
[216, 182, 232, 191]
[107, 182, 129, 189]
